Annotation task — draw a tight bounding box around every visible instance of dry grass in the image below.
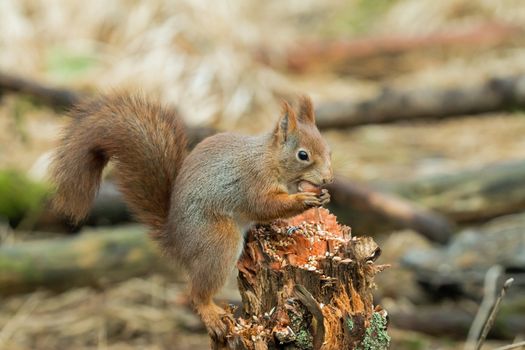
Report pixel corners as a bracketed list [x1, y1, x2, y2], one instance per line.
[0, 276, 211, 350]
[0, 0, 327, 130]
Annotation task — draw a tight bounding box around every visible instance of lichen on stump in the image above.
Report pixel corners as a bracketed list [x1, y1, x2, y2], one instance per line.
[222, 208, 390, 350]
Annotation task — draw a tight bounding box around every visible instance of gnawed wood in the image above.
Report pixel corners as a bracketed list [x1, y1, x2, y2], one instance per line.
[221, 208, 390, 350]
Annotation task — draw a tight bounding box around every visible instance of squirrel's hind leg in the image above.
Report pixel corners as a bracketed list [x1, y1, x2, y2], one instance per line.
[187, 218, 242, 343]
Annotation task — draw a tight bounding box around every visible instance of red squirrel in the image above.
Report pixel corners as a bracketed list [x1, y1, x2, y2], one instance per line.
[50, 93, 333, 341]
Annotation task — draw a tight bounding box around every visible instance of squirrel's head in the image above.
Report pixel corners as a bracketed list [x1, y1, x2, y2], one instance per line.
[272, 95, 333, 193]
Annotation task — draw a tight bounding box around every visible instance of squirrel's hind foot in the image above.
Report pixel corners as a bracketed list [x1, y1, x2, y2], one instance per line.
[197, 302, 231, 343]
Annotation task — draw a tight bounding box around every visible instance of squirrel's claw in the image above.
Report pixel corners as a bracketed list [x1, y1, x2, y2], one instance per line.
[302, 193, 322, 208]
[319, 189, 330, 206]
[198, 303, 230, 344]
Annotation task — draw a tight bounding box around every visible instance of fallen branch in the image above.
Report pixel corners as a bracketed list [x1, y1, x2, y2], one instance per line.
[327, 177, 453, 243]
[0, 226, 173, 295]
[263, 23, 522, 74]
[0, 72, 82, 109]
[475, 277, 514, 350]
[1, 167, 455, 242]
[383, 159, 525, 223]
[7, 70, 525, 134]
[465, 265, 504, 350]
[390, 301, 525, 340]
[315, 74, 525, 129]
[0, 71, 215, 146]
[494, 341, 525, 350]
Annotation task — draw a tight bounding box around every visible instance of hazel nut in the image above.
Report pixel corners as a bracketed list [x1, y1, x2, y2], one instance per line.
[298, 180, 322, 195]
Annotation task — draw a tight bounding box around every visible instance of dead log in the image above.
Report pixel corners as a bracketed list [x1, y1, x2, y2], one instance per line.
[329, 159, 525, 234]
[389, 301, 525, 340]
[262, 23, 522, 75]
[0, 226, 174, 295]
[327, 177, 453, 243]
[315, 74, 525, 129]
[401, 212, 525, 301]
[221, 208, 390, 350]
[2, 164, 455, 242]
[383, 159, 525, 223]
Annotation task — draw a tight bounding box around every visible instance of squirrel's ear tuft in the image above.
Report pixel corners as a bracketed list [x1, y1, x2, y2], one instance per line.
[274, 100, 297, 143]
[297, 95, 315, 124]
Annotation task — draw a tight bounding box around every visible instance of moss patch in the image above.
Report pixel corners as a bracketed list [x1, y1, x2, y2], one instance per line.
[358, 312, 390, 350]
[0, 170, 50, 225]
[287, 302, 313, 349]
[346, 316, 354, 331]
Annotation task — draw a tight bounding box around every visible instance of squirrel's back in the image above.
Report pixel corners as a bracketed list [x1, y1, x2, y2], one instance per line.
[174, 132, 269, 209]
[50, 93, 188, 233]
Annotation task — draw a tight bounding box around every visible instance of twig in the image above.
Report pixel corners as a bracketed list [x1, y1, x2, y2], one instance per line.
[470, 265, 514, 350]
[465, 265, 503, 350]
[493, 340, 525, 350]
[294, 284, 325, 350]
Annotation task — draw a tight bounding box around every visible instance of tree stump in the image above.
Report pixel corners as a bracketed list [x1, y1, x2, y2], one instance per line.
[221, 208, 390, 350]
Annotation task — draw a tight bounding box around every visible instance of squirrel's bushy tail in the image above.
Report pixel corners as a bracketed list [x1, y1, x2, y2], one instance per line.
[50, 93, 188, 234]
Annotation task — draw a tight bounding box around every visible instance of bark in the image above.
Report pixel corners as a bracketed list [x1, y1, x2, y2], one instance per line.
[0, 226, 173, 295]
[315, 74, 525, 129]
[220, 208, 390, 350]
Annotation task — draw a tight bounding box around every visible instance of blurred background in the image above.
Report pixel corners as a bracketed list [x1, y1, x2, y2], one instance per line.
[1, 0, 525, 349]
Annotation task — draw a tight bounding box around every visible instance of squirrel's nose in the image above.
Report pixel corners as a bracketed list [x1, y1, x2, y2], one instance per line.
[322, 177, 334, 185]
[322, 172, 334, 185]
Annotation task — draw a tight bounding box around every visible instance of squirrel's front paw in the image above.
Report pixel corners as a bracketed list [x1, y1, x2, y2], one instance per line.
[319, 188, 330, 205]
[295, 192, 323, 209]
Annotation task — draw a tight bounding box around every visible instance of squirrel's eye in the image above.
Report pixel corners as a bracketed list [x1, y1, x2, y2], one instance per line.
[297, 150, 309, 161]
